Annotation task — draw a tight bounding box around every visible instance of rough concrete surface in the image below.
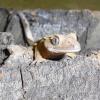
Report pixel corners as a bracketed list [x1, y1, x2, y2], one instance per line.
[0, 32, 14, 64]
[0, 9, 100, 100]
[0, 8, 9, 32]
[5, 12, 25, 45]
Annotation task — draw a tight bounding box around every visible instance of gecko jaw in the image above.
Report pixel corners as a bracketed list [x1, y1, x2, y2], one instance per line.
[47, 43, 81, 53]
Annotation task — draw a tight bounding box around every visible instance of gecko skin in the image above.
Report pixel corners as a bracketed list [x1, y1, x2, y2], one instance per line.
[17, 12, 81, 61]
[33, 33, 81, 61]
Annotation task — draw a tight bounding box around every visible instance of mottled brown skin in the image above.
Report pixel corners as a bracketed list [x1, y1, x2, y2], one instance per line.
[34, 40, 65, 60]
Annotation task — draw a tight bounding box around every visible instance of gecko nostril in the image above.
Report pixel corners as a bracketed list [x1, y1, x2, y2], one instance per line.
[50, 36, 59, 45]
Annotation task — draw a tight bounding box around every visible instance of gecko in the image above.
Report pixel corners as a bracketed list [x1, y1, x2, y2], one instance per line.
[7, 12, 81, 62]
[7, 33, 81, 62]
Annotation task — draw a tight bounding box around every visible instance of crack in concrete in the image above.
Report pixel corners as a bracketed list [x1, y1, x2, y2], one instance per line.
[84, 22, 90, 49]
[19, 66, 26, 100]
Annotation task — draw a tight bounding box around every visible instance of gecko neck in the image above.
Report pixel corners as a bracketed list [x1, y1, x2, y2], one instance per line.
[37, 42, 65, 60]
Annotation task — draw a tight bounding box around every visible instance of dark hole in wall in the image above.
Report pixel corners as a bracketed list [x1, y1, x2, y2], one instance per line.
[1, 48, 10, 65]
[3, 48, 10, 56]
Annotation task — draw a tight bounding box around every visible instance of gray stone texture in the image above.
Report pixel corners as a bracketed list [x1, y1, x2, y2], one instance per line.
[86, 11, 100, 49]
[1, 55, 100, 100]
[0, 8, 9, 32]
[5, 12, 25, 45]
[0, 32, 14, 64]
[0, 9, 100, 100]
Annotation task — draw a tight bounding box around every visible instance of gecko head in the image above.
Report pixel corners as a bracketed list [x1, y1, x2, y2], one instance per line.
[44, 33, 81, 53]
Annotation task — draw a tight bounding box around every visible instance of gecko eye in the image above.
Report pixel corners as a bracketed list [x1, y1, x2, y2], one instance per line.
[50, 36, 59, 45]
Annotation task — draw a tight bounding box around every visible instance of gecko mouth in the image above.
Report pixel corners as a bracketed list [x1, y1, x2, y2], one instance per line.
[48, 44, 81, 53]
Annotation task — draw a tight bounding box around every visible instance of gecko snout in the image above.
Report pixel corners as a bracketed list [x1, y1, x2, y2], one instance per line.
[73, 42, 81, 52]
